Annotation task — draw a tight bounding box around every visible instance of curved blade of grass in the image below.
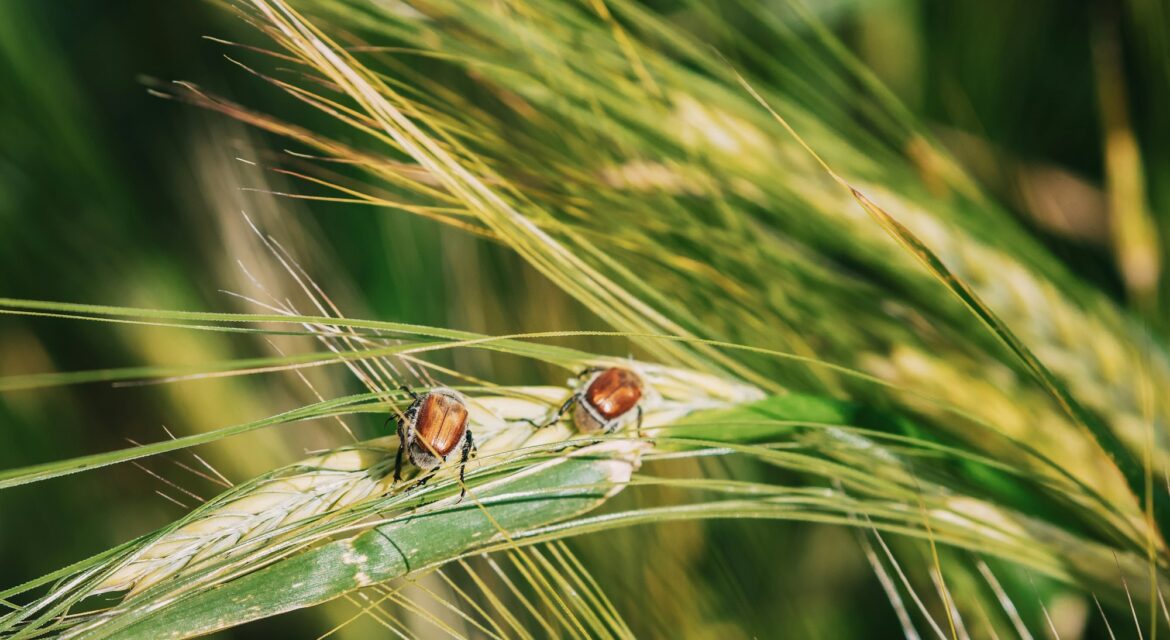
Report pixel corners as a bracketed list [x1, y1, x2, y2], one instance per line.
[0, 392, 382, 489]
[0, 297, 591, 365]
[0, 341, 448, 392]
[0, 297, 1061, 427]
[659, 395, 1146, 549]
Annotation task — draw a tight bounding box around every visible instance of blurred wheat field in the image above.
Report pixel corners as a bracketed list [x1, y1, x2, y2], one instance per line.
[1, 0, 1169, 638]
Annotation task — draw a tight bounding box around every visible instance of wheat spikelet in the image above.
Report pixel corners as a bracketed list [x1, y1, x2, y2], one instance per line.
[92, 359, 763, 597]
[94, 443, 396, 596]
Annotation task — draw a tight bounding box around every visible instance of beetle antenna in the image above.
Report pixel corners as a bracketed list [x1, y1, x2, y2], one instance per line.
[399, 384, 421, 401]
[575, 366, 604, 380]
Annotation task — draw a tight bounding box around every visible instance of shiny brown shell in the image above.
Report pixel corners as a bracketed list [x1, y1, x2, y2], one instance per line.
[413, 390, 469, 458]
[583, 367, 642, 421]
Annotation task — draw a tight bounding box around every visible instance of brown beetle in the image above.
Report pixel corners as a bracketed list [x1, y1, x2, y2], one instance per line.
[392, 386, 476, 498]
[545, 367, 644, 434]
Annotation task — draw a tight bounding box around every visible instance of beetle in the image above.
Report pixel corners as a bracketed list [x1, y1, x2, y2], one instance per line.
[544, 366, 644, 435]
[391, 386, 476, 498]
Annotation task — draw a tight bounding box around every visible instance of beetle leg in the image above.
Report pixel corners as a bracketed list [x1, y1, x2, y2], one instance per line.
[603, 405, 643, 437]
[411, 469, 437, 490]
[540, 393, 579, 429]
[456, 430, 475, 501]
[389, 388, 419, 486]
[393, 422, 406, 483]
